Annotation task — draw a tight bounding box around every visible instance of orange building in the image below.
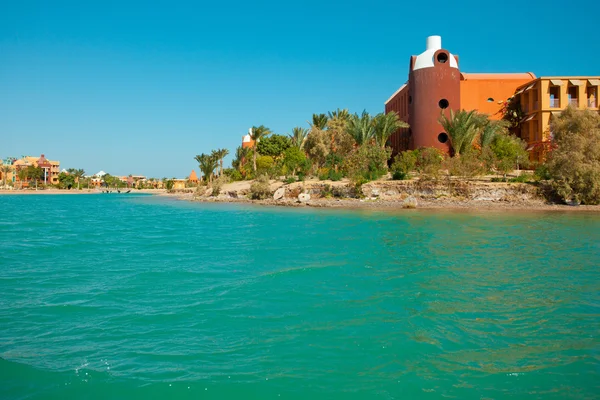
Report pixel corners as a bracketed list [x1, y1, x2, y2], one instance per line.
[188, 170, 199, 183]
[385, 36, 600, 161]
[385, 36, 536, 155]
[13, 154, 60, 186]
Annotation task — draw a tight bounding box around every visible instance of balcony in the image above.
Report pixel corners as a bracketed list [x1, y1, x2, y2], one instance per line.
[568, 98, 579, 107]
[550, 98, 560, 108]
[589, 99, 598, 108]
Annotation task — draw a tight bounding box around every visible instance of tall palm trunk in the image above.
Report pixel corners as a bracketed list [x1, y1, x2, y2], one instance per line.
[253, 150, 257, 173]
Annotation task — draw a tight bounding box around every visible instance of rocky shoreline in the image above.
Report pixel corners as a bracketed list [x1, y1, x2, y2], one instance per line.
[165, 179, 600, 212]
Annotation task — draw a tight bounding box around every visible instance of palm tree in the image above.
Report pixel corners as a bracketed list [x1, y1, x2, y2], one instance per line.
[347, 110, 375, 146]
[309, 113, 329, 130]
[212, 149, 229, 177]
[249, 125, 272, 172]
[289, 127, 309, 149]
[0, 165, 11, 187]
[194, 153, 218, 182]
[373, 111, 409, 148]
[328, 108, 350, 121]
[232, 146, 250, 171]
[438, 109, 481, 156]
[479, 119, 508, 148]
[17, 167, 27, 189]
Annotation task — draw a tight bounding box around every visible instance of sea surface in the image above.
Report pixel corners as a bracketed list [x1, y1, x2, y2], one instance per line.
[0, 194, 599, 399]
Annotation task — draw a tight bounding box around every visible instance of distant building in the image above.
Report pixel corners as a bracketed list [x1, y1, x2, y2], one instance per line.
[188, 170, 199, 184]
[242, 128, 255, 149]
[12, 154, 60, 186]
[384, 36, 600, 161]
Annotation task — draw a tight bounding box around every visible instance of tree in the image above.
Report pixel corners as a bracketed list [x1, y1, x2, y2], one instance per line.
[256, 134, 291, 158]
[479, 119, 509, 149]
[58, 172, 75, 189]
[282, 146, 307, 176]
[67, 168, 86, 190]
[17, 168, 27, 189]
[0, 165, 11, 187]
[438, 109, 481, 156]
[490, 134, 529, 177]
[289, 127, 309, 149]
[303, 129, 330, 169]
[26, 165, 43, 190]
[347, 111, 375, 146]
[310, 113, 329, 130]
[373, 111, 409, 148]
[328, 108, 350, 121]
[249, 125, 272, 172]
[194, 153, 218, 183]
[546, 107, 600, 204]
[212, 149, 229, 177]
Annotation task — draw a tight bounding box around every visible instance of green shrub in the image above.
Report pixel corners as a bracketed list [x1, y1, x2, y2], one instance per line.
[533, 163, 551, 181]
[490, 134, 529, 176]
[445, 151, 484, 178]
[490, 177, 507, 182]
[343, 144, 391, 184]
[211, 175, 230, 196]
[509, 173, 530, 183]
[391, 150, 417, 180]
[546, 107, 600, 204]
[284, 176, 296, 184]
[250, 174, 271, 200]
[415, 147, 444, 176]
[223, 168, 243, 181]
[320, 184, 333, 198]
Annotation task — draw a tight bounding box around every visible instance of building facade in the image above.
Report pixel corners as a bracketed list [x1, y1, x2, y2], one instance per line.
[384, 36, 600, 161]
[12, 154, 60, 186]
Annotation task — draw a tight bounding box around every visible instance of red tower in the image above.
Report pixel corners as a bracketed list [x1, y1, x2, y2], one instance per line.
[408, 36, 460, 152]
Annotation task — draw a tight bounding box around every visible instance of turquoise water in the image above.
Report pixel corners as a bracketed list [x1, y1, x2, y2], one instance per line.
[1, 194, 599, 399]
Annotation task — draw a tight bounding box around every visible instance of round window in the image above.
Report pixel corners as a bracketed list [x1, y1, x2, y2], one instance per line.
[437, 53, 448, 63]
[438, 99, 449, 109]
[438, 133, 449, 144]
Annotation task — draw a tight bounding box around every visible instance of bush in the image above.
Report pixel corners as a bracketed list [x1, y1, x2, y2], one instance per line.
[223, 168, 243, 182]
[282, 147, 306, 176]
[415, 147, 444, 176]
[509, 173, 531, 183]
[490, 134, 529, 176]
[256, 134, 291, 158]
[256, 155, 275, 176]
[391, 151, 417, 180]
[533, 163, 551, 181]
[445, 151, 484, 178]
[320, 184, 333, 198]
[284, 176, 296, 184]
[546, 107, 600, 204]
[211, 175, 230, 196]
[250, 174, 271, 200]
[343, 144, 391, 184]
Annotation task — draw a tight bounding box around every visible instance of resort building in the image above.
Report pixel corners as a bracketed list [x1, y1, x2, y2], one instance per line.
[188, 170, 199, 184]
[242, 128, 255, 149]
[12, 154, 60, 186]
[385, 36, 600, 161]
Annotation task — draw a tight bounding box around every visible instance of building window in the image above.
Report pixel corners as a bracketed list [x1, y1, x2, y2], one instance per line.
[408, 96, 412, 104]
[438, 133, 448, 143]
[549, 86, 560, 108]
[567, 86, 578, 107]
[587, 85, 597, 108]
[438, 99, 449, 109]
[487, 97, 494, 102]
[436, 52, 448, 63]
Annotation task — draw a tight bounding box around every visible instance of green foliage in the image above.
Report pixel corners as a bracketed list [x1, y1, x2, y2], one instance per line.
[310, 113, 329, 130]
[289, 127, 309, 149]
[256, 155, 275, 176]
[257, 134, 291, 158]
[373, 111, 409, 148]
[499, 97, 525, 132]
[438, 109, 482, 156]
[165, 180, 175, 191]
[546, 107, 600, 204]
[490, 134, 529, 175]
[533, 163, 551, 181]
[58, 172, 75, 189]
[194, 153, 218, 182]
[509, 173, 531, 183]
[414, 147, 445, 176]
[282, 146, 306, 176]
[479, 120, 509, 149]
[250, 174, 271, 200]
[343, 144, 391, 183]
[328, 108, 350, 121]
[347, 110, 375, 146]
[444, 150, 485, 178]
[304, 128, 330, 168]
[211, 175, 229, 196]
[223, 168, 243, 181]
[250, 125, 272, 172]
[284, 176, 297, 184]
[391, 151, 417, 180]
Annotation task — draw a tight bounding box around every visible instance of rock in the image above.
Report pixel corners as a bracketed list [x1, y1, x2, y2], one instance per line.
[385, 190, 398, 197]
[273, 187, 285, 200]
[298, 193, 311, 203]
[371, 188, 380, 197]
[402, 196, 418, 209]
[204, 188, 213, 197]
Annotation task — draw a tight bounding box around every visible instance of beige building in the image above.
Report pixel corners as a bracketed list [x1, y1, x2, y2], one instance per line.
[13, 154, 60, 186]
[515, 77, 600, 161]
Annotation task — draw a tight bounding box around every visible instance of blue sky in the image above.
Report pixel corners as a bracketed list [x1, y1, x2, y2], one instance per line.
[1, 0, 598, 178]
